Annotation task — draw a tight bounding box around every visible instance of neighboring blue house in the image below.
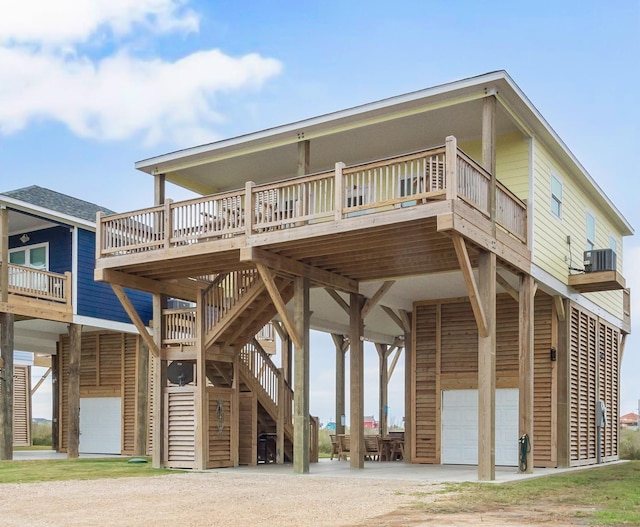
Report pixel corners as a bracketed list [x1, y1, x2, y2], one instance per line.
[0, 186, 152, 455]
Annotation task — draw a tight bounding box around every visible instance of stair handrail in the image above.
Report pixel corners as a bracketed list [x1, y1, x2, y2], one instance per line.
[202, 269, 259, 335]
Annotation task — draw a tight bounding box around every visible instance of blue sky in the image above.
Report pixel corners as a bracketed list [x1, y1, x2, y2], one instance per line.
[2, 1, 638, 422]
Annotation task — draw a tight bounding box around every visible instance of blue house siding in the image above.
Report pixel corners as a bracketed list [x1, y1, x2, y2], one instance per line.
[76, 228, 153, 325]
[9, 226, 72, 273]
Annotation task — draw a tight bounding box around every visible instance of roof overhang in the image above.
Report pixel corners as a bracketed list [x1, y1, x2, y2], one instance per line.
[136, 70, 632, 236]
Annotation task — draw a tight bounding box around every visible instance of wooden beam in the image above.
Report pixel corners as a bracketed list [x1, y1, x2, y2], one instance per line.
[376, 343, 389, 437]
[553, 295, 566, 322]
[496, 272, 519, 302]
[110, 284, 159, 358]
[452, 233, 488, 338]
[388, 346, 402, 380]
[381, 305, 405, 332]
[95, 268, 201, 302]
[477, 251, 496, 481]
[482, 95, 497, 233]
[293, 276, 310, 474]
[350, 293, 365, 468]
[151, 294, 166, 469]
[135, 339, 149, 456]
[0, 312, 14, 459]
[240, 247, 358, 294]
[445, 136, 457, 201]
[298, 140, 310, 176]
[67, 323, 82, 459]
[518, 273, 535, 474]
[31, 366, 52, 396]
[256, 263, 301, 349]
[362, 281, 395, 319]
[324, 288, 350, 315]
[195, 293, 208, 470]
[333, 334, 347, 435]
[404, 315, 413, 463]
[399, 309, 412, 333]
[0, 207, 8, 303]
[154, 173, 165, 206]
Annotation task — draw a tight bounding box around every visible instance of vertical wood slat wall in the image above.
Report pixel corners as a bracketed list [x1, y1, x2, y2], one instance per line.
[163, 386, 234, 469]
[413, 293, 555, 466]
[238, 391, 257, 465]
[569, 304, 619, 466]
[58, 331, 140, 455]
[12, 364, 32, 447]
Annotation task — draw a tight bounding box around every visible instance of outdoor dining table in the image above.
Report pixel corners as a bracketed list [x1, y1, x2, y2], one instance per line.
[379, 436, 404, 461]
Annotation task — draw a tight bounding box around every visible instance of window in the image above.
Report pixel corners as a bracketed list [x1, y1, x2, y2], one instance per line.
[9, 243, 48, 270]
[550, 174, 562, 218]
[9, 242, 49, 291]
[609, 235, 617, 255]
[586, 213, 596, 251]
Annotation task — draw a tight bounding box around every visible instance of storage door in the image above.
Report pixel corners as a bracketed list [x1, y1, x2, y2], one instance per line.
[79, 397, 122, 454]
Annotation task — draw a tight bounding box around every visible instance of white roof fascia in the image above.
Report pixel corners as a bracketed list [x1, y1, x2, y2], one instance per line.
[496, 73, 633, 236]
[0, 195, 97, 231]
[135, 71, 508, 173]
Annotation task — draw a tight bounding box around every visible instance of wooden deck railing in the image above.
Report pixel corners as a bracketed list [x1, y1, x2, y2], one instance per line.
[5, 264, 71, 305]
[97, 137, 528, 256]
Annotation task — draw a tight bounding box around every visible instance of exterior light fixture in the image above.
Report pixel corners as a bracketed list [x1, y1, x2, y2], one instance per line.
[19, 233, 30, 244]
[550, 347, 557, 361]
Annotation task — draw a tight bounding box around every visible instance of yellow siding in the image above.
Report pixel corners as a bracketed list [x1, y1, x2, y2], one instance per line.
[532, 143, 624, 318]
[459, 131, 530, 201]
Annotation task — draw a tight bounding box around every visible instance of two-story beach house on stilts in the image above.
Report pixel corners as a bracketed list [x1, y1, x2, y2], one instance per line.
[93, 71, 632, 480]
[0, 187, 153, 458]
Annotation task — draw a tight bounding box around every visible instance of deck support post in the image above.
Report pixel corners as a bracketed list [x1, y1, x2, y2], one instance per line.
[403, 314, 413, 463]
[332, 334, 347, 436]
[298, 140, 310, 176]
[376, 343, 389, 438]
[519, 274, 535, 473]
[293, 276, 310, 474]
[195, 294, 208, 470]
[349, 293, 365, 469]
[151, 294, 166, 468]
[0, 312, 14, 460]
[134, 338, 149, 456]
[67, 323, 82, 459]
[482, 95, 497, 232]
[477, 251, 496, 481]
[276, 367, 286, 464]
[154, 173, 165, 206]
[1, 206, 8, 304]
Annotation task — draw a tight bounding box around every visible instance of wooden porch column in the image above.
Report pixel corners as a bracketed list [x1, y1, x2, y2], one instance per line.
[376, 343, 389, 437]
[477, 251, 496, 481]
[349, 293, 365, 469]
[151, 294, 166, 468]
[482, 95, 497, 231]
[194, 294, 208, 470]
[154, 173, 165, 206]
[134, 338, 149, 456]
[556, 298, 570, 467]
[67, 323, 82, 459]
[332, 334, 347, 435]
[519, 274, 535, 473]
[293, 276, 310, 474]
[0, 207, 12, 460]
[298, 140, 310, 176]
[0, 313, 14, 460]
[403, 318, 413, 463]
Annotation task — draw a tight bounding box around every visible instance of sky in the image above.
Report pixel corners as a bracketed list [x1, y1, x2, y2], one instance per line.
[1, 0, 638, 424]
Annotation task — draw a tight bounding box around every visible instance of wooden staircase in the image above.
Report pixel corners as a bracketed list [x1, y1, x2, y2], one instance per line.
[163, 268, 296, 462]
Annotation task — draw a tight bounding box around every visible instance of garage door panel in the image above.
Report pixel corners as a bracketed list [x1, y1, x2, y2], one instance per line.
[79, 397, 122, 454]
[442, 389, 518, 466]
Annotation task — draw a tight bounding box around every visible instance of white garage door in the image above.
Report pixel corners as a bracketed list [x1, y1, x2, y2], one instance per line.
[79, 397, 122, 454]
[441, 389, 519, 466]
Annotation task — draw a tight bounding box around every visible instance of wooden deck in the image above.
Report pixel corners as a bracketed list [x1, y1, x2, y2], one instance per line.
[95, 138, 530, 290]
[0, 264, 72, 322]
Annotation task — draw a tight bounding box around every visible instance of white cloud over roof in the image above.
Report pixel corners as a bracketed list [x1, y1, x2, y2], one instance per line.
[0, 0, 282, 145]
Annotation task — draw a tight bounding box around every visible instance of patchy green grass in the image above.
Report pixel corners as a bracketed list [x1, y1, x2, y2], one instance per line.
[418, 461, 640, 525]
[0, 457, 173, 484]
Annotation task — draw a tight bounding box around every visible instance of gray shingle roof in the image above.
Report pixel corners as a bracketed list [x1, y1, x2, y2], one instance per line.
[1, 186, 117, 223]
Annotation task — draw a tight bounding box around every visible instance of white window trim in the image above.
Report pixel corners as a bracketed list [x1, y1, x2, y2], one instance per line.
[9, 241, 50, 270]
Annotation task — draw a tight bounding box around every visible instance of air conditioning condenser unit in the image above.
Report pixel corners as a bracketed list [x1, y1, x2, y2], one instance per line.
[583, 249, 616, 273]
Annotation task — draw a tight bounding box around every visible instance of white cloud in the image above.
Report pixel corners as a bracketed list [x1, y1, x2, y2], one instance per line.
[0, 0, 283, 146]
[0, 0, 198, 46]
